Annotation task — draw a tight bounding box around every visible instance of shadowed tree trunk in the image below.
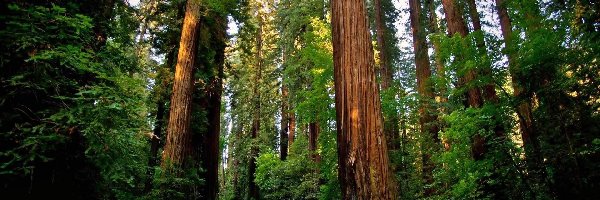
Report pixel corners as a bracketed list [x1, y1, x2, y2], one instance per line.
[280, 83, 289, 160]
[161, 0, 202, 170]
[81, 0, 116, 50]
[197, 13, 226, 200]
[495, 0, 546, 188]
[409, 0, 439, 196]
[374, 0, 400, 152]
[289, 112, 296, 148]
[424, 0, 447, 106]
[441, 0, 483, 108]
[248, 14, 264, 200]
[308, 122, 320, 162]
[332, 0, 397, 198]
[466, 0, 499, 104]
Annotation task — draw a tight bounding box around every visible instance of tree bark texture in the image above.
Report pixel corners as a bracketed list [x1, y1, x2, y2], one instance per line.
[331, 0, 397, 198]
[162, 0, 202, 170]
[409, 0, 439, 196]
[374, 0, 393, 90]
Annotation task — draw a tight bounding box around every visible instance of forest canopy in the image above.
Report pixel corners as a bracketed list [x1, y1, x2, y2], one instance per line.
[0, 0, 599, 199]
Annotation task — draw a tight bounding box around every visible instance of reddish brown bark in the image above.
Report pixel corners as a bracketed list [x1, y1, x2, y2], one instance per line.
[308, 122, 320, 162]
[409, 0, 439, 195]
[466, 0, 499, 104]
[495, 0, 541, 173]
[441, 0, 483, 108]
[280, 84, 289, 161]
[332, 0, 396, 198]
[374, 0, 393, 90]
[162, 0, 202, 169]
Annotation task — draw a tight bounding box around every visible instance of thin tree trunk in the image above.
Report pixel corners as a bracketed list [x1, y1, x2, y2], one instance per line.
[374, 0, 400, 152]
[441, 0, 483, 108]
[289, 112, 296, 148]
[248, 15, 264, 200]
[198, 13, 226, 200]
[466, 0, 499, 104]
[374, 0, 393, 90]
[409, 0, 439, 196]
[145, 101, 164, 192]
[162, 0, 202, 170]
[308, 122, 320, 162]
[495, 0, 544, 186]
[280, 70, 289, 161]
[425, 0, 448, 107]
[332, 0, 397, 198]
[229, 99, 243, 200]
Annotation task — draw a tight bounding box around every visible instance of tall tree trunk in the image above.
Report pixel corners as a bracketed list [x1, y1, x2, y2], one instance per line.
[409, 0, 439, 196]
[248, 16, 264, 200]
[145, 101, 165, 191]
[374, 0, 393, 90]
[280, 58, 289, 160]
[332, 0, 397, 198]
[466, 0, 499, 104]
[308, 122, 320, 162]
[198, 13, 226, 200]
[495, 0, 544, 186]
[280, 85, 289, 160]
[161, 0, 202, 170]
[425, 0, 448, 107]
[374, 0, 400, 153]
[441, 0, 482, 108]
[228, 98, 243, 200]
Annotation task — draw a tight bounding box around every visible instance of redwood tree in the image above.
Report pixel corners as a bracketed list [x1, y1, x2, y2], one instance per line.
[441, 0, 483, 108]
[409, 0, 439, 195]
[162, 0, 202, 169]
[332, 0, 396, 198]
[374, 0, 400, 152]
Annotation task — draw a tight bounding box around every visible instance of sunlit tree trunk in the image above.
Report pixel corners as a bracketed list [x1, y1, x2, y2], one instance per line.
[162, 0, 202, 170]
[332, 0, 396, 198]
[409, 0, 439, 196]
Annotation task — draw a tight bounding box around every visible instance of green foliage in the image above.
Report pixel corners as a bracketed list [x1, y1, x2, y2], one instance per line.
[144, 166, 205, 200]
[255, 151, 319, 200]
[434, 105, 527, 200]
[0, 3, 150, 199]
